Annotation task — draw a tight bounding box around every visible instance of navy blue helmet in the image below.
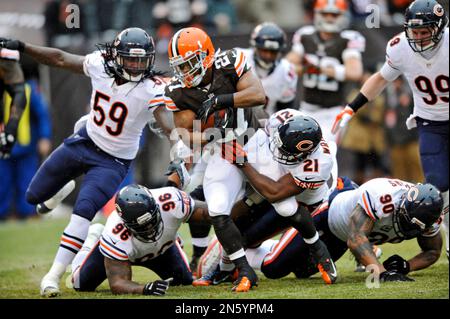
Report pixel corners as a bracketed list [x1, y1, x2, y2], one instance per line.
[250, 22, 287, 70]
[101, 27, 156, 82]
[115, 184, 163, 242]
[270, 115, 322, 165]
[394, 183, 443, 239]
[404, 0, 449, 52]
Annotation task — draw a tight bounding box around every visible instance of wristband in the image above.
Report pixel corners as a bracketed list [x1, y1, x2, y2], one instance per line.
[348, 92, 369, 112]
[333, 64, 346, 82]
[216, 94, 234, 108]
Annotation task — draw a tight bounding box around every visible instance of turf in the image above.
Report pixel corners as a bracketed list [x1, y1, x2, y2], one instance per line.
[0, 216, 448, 299]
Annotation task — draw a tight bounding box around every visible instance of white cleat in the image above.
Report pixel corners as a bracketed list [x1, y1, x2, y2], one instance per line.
[37, 180, 76, 215]
[40, 273, 61, 297]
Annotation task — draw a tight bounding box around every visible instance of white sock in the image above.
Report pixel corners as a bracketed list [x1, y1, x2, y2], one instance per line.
[304, 231, 320, 245]
[49, 214, 91, 279]
[246, 240, 278, 271]
[192, 236, 210, 248]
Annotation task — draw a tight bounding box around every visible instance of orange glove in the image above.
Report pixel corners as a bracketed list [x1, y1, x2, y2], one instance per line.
[331, 106, 354, 135]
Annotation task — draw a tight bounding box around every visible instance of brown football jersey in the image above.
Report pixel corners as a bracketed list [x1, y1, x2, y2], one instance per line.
[165, 48, 260, 132]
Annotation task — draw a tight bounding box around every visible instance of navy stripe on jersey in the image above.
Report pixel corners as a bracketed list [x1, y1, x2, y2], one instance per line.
[60, 244, 79, 254]
[365, 190, 379, 220]
[101, 236, 128, 256]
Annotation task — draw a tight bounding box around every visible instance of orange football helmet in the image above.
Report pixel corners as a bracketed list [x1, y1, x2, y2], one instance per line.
[314, 0, 349, 33]
[168, 27, 215, 88]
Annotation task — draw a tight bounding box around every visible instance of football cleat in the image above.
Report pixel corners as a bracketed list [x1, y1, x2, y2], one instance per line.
[232, 266, 258, 292]
[311, 240, 338, 284]
[192, 264, 238, 287]
[40, 273, 61, 298]
[37, 180, 76, 214]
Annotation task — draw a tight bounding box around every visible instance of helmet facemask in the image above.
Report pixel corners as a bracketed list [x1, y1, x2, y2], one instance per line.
[113, 47, 155, 82]
[405, 24, 445, 52]
[393, 195, 433, 239]
[124, 207, 164, 243]
[315, 10, 349, 33]
[169, 50, 209, 88]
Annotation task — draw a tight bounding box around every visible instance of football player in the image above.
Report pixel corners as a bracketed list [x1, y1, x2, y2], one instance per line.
[286, 0, 365, 144]
[241, 22, 298, 116]
[212, 111, 338, 285]
[332, 0, 449, 259]
[0, 48, 27, 159]
[243, 178, 443, 283]
[70, 184, 210, 295]
[0, 28, 176, 297]
[164, 27, 266, 292]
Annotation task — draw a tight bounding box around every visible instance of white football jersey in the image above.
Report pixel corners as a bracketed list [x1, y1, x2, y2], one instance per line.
[245, 118, 334, 206]
[99, 187, 194, 263]
[83, 51, 167, 159]
[380, 29, 449, 122]
[328, 178, 441, 244]
[240, 48, 298, 115]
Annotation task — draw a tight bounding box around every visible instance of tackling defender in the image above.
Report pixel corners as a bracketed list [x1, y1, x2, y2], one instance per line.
[0, 27, 175, 297]
[71, 184, 210, 295]
[332, 0, 449, 258]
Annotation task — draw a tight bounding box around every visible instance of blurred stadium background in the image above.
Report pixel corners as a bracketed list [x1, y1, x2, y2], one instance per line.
[2, 0, 448, 208]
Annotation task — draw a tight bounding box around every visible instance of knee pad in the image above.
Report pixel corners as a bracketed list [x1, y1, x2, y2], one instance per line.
[273, 200, 298, 217]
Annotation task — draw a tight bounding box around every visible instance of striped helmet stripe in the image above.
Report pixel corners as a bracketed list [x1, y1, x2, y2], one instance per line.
[171, 29, 184, 57]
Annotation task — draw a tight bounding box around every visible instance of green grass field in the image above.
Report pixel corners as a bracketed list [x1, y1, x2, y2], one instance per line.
[0, 215, 448, 299]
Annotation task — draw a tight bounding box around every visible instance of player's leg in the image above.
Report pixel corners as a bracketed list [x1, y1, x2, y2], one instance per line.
[201, 153, 257, 292]
[0, 158, 14, 220]
[187, 185, 211, 277]
[417, 120, 449, 258]
[140, 241, 193, 286]
[272, 197, 338, 284]
[71, 224, 106, 291]
[40, 158, 130, 297]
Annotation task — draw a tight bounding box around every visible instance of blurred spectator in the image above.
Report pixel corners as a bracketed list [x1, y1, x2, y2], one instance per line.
[339, 72, 387, 185]
[384, 76, 424, 183]
[206, 0, 239, 34]
[0, 63, 52, 221]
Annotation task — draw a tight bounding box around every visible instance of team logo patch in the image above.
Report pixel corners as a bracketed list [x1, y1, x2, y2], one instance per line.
[296, 140, 314, 152]
[407, 186, 419, 202]
[434, 4, 444, 17]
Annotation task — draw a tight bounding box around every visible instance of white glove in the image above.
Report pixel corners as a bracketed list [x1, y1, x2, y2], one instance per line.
[331, 106, 354, 135]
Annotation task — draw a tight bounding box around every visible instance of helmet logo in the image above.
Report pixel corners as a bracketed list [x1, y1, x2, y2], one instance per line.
[115, 204, 122, 216]
[434, 4, 444, 17]
[407, 186, 419, 202]
[296, 140, 314, 152]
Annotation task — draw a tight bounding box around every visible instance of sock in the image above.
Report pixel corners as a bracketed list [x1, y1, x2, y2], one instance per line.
[191, 236, 210, 257]
[219, 254, 235, 272]
[246, 240, 277, 271]
[304, 231, 320, 245]
[48, 214, 91, 280]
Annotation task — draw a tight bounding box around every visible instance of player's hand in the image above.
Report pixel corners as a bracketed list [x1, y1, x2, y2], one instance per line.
[198, 95, 220, 124]
[0, 130, 16, 159]
[221, 140, 248, 167]
[143, 278, 173, 296]
[331, 105, 354, 135]
[0, 37, 25, 52]
[383, 254, 410, 275]
[380, 270, 414, 282]
[165, 158, 191, 190]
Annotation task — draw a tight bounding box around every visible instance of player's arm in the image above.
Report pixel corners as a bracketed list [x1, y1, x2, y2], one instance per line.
[0, 59, 26, 158]
[233, 69, 267, 108]
[239, 162, 302, 203]
[346, 204, 384, 270]
[153, 105, 177, 147]
[286, 50, 303, 75]
[409, 233, 443, 271]
[331, 72, 389, 135]
[0, 38, 85, 74]
[105, 257, 170, 295]
[320, 55, 363, 82]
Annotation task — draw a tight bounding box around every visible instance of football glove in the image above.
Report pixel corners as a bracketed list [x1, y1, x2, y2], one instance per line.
[380, 270, 414, 282]
[331, 106, 354, 135]
[0, 124, 17, 159]
[383, 254, 410, 275]
[0, 37, 25, 52]
[143, 278, 172, 296]
[165, 158, 191, 190]
[221, 140, 248, 167]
